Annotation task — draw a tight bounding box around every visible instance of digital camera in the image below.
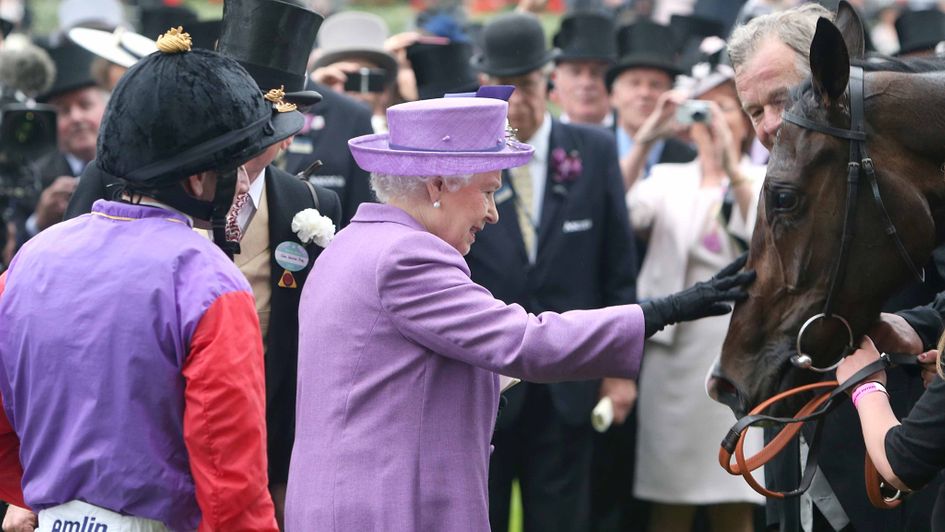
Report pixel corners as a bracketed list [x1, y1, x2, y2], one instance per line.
[675, 100, 711, 125]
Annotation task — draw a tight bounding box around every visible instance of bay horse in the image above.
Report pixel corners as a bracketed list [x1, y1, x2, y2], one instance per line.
[709, 5, 945, 418]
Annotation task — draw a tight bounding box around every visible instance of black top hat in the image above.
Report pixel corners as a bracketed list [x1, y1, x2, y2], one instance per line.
[37, 42, 98, 102]
[218, 0, 323, 108]
[96, 30, 279, 192]
[553, 11, 616, 63]
[139, 6, 199, 41]
[895, 9, 945, 56]
[186, 19, 222, 51]
[1, 17, 14, 38]
[606, 21, 681, 87]
[669, 14, 725, 71]
[471, 13, 560, 77]
[668, 14, 724, 51]
[408, 41, 479, 100]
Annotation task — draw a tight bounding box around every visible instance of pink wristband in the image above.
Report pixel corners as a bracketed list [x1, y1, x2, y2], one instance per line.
[852, 381, 888, 409]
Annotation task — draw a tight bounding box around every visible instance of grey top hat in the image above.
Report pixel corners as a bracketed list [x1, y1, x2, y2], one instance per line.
[471, 12, 560, 77]
[312, 11, 398, 85]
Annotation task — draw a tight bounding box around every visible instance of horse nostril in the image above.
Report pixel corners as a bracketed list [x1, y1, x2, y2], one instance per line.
[707, 375, 743, 416]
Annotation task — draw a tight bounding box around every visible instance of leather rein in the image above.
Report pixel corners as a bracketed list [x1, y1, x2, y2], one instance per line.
[719, 66, 924, 509]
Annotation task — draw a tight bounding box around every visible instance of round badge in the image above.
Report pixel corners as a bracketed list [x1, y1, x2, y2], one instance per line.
[274, 241, 309, 272]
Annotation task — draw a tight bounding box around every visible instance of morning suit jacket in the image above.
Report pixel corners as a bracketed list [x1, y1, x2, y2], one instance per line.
[35, 151, 78, 186]
[283, 82, 374, 227]
[262, 165, 341, 484]
[465, 119, 637, 428]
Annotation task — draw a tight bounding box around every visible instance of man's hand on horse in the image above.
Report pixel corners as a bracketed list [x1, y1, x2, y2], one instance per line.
[640, 253, 755, 338]
[867, 313, 923, 355]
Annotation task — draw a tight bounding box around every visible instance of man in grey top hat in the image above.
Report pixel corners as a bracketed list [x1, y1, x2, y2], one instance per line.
[467, 12, 637, 532]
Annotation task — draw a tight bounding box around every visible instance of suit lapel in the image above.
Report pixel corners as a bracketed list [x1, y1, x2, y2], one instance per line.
[536, 121, 572, 256]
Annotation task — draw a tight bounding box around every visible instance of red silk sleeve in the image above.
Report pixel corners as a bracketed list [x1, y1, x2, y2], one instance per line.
[0, 272, 26, 508]
[182, 290, 277, 531]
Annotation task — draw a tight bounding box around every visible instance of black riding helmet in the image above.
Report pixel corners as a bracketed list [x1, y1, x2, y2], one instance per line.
[94, 27, 297, 222]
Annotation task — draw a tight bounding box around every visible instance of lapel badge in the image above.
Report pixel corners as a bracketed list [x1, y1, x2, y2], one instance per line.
[274, 241, 309, 289]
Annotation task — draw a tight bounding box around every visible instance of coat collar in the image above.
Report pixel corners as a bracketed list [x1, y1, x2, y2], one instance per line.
[350, 203, 426, 232]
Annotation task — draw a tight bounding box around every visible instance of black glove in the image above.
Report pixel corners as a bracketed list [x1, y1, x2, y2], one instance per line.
[640, 253, 755, 338]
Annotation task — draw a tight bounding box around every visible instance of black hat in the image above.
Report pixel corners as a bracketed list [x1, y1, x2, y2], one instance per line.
[186, 19, 222, 51]
[895, 9, 945, 56]
[139, 6, 199, 41]
[1, 17, 14, 38]
[471, 13, 560, 77]
[606, 21, 681, 87]
[96, 28, 278, 191]
[218, 0, 323, 108]
[37, 42, 97, 102]
[669, 14, 724, 70]
[552, 11, 616, 63]
[408, 41, 479, 100]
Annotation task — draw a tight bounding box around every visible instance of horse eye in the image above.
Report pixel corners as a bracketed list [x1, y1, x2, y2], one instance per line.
[772, 189, 799, 212]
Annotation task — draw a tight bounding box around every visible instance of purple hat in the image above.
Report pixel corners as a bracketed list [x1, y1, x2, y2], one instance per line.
[348, 94, 534, 176]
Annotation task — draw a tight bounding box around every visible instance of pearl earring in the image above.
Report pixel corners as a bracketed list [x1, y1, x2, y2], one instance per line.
[433, 200, 441, 209]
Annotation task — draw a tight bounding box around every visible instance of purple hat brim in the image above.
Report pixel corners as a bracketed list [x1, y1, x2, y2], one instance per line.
[348, 133, 535, 176]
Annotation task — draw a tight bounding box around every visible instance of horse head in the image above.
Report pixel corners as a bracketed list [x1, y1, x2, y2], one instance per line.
[710, 2, 945, 417]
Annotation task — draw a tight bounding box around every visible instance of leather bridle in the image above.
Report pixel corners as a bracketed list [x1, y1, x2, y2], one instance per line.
[719, 66, 925, 509]
[780, 66, 924, 373]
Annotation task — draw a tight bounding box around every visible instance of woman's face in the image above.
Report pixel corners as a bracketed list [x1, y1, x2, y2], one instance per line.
[695, 82, 752, 154]
[430, 170, 501, 256]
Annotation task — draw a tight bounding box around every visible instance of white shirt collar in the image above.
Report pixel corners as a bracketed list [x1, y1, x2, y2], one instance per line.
[247, 168, 266, 209]
[525, 112, 553, 161]
[64, 153, 88, 176]
[237, 168, 267, 233]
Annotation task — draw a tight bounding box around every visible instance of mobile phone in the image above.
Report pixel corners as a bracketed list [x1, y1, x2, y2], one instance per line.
[343, 67, 387, 94]
[675, 100, 712, 125]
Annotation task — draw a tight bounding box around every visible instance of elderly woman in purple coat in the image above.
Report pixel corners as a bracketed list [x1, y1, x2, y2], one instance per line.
[285, 88, 753, 531]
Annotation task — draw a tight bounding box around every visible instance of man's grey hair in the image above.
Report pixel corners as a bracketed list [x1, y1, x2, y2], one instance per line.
[728, 3, 834, 78]
[370, 172, 473, 203]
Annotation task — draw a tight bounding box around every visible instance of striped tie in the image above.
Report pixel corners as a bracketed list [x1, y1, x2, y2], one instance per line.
[510, 164, 536, 259]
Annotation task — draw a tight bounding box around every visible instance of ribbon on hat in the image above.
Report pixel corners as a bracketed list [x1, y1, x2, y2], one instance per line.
[265, 86, 298, 113]
[156, 26, 192, 54]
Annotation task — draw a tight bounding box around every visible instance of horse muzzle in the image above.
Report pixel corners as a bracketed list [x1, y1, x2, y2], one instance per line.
[706, 358, 749, 418]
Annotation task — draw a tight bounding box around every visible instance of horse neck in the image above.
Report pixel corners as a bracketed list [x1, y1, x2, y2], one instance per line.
[869, 71, 945, 230]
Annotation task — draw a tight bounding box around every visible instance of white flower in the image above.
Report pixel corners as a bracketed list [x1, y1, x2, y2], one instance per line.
[291, 208, 335, 247]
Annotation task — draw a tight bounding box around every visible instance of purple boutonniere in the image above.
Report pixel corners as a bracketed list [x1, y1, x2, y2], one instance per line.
[551, 148, 582, 184]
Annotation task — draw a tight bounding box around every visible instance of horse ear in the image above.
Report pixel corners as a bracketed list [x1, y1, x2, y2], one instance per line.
[810, 17, 850, 106]
[835, 0, 866, 60]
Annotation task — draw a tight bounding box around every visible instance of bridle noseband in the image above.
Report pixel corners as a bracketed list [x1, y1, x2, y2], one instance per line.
[781, 66, 925, 372]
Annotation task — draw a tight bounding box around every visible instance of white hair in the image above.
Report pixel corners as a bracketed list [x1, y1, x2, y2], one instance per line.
[728, 3, 834, 79]
[370, 172, 473, 203]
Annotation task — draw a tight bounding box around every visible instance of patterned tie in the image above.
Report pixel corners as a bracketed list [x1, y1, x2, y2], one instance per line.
[225, 192, 250, 242]
[509, 164, 536, 259]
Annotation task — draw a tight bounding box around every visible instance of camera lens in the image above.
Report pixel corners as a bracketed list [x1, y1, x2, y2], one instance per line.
[692, 111, 707, 122]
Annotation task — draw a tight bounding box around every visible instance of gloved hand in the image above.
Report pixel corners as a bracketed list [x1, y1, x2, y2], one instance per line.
[640, 253, 755, 338]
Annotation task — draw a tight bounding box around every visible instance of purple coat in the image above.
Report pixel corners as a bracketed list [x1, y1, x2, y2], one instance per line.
[285, 204, 645, 531]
